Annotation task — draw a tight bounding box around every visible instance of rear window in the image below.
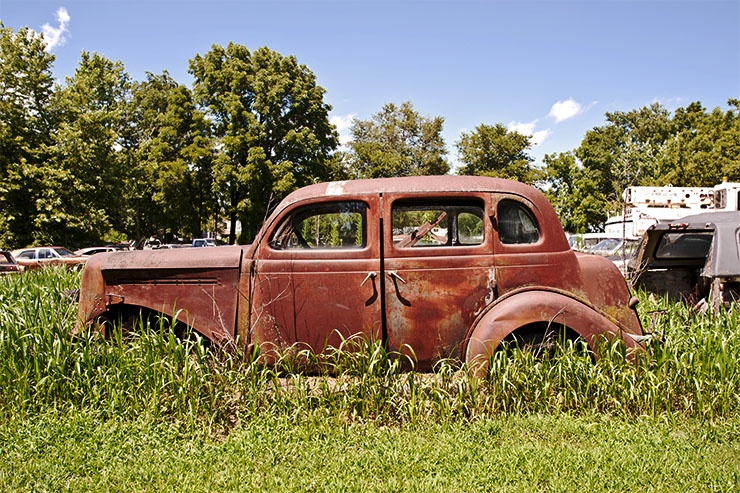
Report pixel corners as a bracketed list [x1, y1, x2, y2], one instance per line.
[654, 231, 713, 259]
[497, 200, 540, 244]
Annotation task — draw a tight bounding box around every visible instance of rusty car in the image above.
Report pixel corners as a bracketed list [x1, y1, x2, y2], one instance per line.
[1, 250, 22, 274]
[77, 176, 644, 369]
[12, 246, 88, 270]
[628, 210, 740, 312]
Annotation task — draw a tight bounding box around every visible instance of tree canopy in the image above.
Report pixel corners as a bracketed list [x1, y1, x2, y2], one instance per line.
[189, 44, 338, 242]
[347, 101, 449, 178]
[455, 123, 540, 184]
[544, 100, 740, 232]
[0, 25, 56, 247]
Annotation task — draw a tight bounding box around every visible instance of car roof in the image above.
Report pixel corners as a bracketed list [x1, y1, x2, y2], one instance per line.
[276, 176, 553, 220]
[281, 175, 537, 202]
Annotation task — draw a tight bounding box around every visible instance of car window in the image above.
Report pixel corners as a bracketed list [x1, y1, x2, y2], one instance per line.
[269, 201, 366, 250]
[497, 200, 540, 244]
[17, 251, 35, 259]
[654, 232, 713, 259]
[392, 199, 484, 248]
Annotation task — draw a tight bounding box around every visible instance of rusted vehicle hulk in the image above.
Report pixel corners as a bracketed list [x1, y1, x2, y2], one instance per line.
[628, 211, 740, 312]
[1, 250, 22, 274]
[77, 176, 644, 369]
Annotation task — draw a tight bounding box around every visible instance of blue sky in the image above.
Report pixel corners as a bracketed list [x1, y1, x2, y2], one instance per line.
[2, 0, 739, 167]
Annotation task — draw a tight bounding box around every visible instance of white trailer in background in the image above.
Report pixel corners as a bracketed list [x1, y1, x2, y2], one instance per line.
[713, 180, 740, 212]
[605, 181, 740, 239]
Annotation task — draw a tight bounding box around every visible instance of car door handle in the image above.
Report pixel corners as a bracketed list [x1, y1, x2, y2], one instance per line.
[360, 272, 377, 287]
[387, 271, 406, 284]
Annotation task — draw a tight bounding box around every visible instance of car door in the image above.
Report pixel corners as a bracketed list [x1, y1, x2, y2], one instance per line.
[250, 196, 383, 355]
[16, 249, 41, 269]
[381, 194, 497, 369]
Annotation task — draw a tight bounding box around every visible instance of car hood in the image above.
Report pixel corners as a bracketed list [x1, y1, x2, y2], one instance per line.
[89, 244, 249, 271]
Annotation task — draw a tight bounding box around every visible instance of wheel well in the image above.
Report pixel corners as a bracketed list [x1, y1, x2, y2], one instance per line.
[500, 322, 590, 356]
[97, 304, 206, 345]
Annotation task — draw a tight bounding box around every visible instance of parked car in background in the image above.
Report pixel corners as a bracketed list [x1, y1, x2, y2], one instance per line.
[192, 238, 219, 247]
[77, 176, 645, 369]
[587, 238, 639, 258]
[12, 247, 88, 270]
[75, 244, 131, 256]
[567, 232, 617, 252]
[628, 211, 740, 312]
[583, 237, 640, 276]
[0, 250, 22, 274]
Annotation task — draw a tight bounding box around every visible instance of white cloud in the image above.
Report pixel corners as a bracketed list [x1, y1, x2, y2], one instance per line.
[508, 121, 537, 136]
[41, 7, 71, 52]
[330, 113, 355, 146]
[548, 98, 582, 123]
[529, 129, 552, 146]
[508, 121, 551, 146]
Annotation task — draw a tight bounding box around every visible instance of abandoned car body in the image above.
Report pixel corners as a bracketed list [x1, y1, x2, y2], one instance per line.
[1, 250, 22, 274]
[628, 211, 740, 312]
[77, 176, 644, 369]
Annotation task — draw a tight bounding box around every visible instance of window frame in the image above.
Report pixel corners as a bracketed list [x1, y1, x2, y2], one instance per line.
[389, 198, 487, 250]
[496, 198, 542, 245]
[267, 200, 369, 252]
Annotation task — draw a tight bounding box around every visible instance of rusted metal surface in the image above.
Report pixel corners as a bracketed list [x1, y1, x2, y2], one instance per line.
[77, 176, 644, 367]
[77, 246, 246, 342]
[0, 251, 22, 274]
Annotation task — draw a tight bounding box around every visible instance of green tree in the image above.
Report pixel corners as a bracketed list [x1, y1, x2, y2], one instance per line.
[43, 52, 132, 246]
[128, 72, 217, 242]
[545, 104, 673, 231]
[0, 25, 56, 248]
[663, 100, 740, 186]
[545, 101, 740, 232]
[542, 152, 605, 233]
[455, 123, 539, 184]
[189, 44, 338, 243]
[584, 103, 672, 190]
[347, 101, 449, 178]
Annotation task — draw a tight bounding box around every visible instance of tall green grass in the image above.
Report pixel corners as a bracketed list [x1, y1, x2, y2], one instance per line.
[2, 268, 740, 431]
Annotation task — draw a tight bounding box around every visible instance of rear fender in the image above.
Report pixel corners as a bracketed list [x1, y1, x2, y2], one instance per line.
[464, 289, 642, 363]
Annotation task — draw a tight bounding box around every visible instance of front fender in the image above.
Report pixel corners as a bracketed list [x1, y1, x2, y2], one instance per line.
[76, 246, 247, 343]
[464, 289, 643, 363]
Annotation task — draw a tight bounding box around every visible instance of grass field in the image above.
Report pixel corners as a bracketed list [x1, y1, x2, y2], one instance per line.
[1, 268, 739, 491]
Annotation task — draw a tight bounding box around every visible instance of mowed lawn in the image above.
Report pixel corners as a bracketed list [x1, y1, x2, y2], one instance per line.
[2, 413, 738, 492]
[1, 268, 739, 492]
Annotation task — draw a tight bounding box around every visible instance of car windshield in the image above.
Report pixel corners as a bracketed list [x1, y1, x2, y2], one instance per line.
[53, 247, 76, 257]
[589, 238, 621, 252]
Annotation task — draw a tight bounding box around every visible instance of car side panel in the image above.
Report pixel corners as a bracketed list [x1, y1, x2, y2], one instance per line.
[249, 196, 383, 357]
